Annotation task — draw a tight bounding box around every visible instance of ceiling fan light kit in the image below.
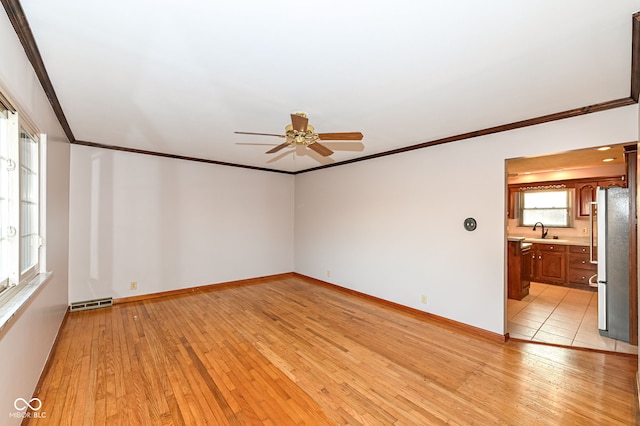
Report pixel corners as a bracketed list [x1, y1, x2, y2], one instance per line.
[235, 112, 364, 159]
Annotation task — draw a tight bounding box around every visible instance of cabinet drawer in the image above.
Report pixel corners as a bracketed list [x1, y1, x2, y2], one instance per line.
[569, 245, 590, 254]
[568, 270, 597, 285]
[537, 244, 567, 252]
[569, 245, 597, 261]
[568, 254, 597, 271]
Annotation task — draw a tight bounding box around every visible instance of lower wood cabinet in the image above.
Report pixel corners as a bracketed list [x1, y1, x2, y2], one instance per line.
[526, 243, 597, 290]
[567, 245, 597, 288]
[508, 241, 531, 300]
[529, 243, 566, 285]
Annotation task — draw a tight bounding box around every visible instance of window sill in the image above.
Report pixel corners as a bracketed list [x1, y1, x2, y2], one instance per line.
[0, 272, 53, 333]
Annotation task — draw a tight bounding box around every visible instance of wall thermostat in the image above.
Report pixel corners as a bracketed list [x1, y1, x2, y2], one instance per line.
[464, 217, 477, 231]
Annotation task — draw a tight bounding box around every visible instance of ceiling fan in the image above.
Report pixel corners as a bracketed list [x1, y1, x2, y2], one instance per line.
[234, 112, 364, 157]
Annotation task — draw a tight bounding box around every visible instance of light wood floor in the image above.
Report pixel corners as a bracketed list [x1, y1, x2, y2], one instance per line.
[28, 276, 639, 425]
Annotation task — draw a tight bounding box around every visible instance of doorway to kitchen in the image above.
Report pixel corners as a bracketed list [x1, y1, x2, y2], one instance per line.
[505, 143, 638, 355]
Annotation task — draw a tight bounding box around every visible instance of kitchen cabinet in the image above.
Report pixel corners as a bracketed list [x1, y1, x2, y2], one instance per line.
[508, 176, 626, 219]
[576, 182, 597, 218]
[575, 177, 626, 218]
[567, 245, 597, 289]
[507, 187, 519, 219]
[529, 243, 566, 285]
[598, 177, 626, 188]
[508, 241, 531, 300]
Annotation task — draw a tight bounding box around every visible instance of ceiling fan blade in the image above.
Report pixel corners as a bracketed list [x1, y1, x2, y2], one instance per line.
[290, 114, 309, 132]
[234, 131, 285, 138]
[266, 141, 291, 154]
[308, 141, 334, 156]
[321, 141, 365, 152]
[317, 132, 364, 140]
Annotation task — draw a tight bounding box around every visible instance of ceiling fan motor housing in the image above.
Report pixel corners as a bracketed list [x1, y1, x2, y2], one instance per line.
[286, 123, 317, 146]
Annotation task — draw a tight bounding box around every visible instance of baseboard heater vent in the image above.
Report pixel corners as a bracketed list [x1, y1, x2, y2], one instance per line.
[69, 297, 113, 312]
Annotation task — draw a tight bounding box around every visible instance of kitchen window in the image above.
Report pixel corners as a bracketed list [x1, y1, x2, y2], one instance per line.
[520, 189, 572, 228]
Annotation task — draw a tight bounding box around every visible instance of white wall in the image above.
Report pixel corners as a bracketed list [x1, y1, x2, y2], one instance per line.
[69, 145, 294, 302]
[0, 10, 70, 424]
[294, 105, 638, 335]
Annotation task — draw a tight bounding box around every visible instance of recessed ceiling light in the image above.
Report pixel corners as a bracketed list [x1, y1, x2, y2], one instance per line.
[602, 158, 615, 162]
[597, 146, 611, 151]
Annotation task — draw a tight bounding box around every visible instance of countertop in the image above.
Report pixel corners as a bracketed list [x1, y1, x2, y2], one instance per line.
[507, 236, 591, 246]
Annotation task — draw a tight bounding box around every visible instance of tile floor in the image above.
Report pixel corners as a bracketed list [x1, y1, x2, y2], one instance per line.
[507, 282, 638, 354]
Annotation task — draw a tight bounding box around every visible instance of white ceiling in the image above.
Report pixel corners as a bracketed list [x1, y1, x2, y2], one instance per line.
[18, 1, 640, 172]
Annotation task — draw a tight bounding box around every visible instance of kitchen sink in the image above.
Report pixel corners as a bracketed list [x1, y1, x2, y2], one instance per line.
[523, 237, 569, 243]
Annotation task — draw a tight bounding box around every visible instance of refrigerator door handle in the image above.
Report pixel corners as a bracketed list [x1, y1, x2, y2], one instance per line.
[589, 201, 597, 264]
[598, 281, 607, 331]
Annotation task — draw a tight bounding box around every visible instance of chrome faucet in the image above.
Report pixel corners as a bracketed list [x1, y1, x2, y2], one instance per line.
[532, 222, 548, 239]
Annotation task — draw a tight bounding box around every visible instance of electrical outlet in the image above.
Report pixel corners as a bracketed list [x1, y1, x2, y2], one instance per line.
[326, 270, 331, 278]
[130, 281, 138, 290]
[421, 294, 427, 304]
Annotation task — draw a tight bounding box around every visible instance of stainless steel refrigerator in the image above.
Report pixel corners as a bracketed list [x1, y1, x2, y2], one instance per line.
[591, 186, 630, 342]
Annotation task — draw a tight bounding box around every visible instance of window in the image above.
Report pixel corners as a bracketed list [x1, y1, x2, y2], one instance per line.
[520, 189, 572, 228]
[0, 108, 9, 292]
[0, 89, 42, 297]
[20, 129, 40, 280]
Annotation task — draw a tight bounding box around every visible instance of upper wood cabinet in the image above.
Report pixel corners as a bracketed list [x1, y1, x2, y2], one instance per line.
[507, 176, 626, 220]
[576, 182, 597, 218]
[507, 187, 518, 219]
[575, 177, 626, 218]
[597, 177, 626, 188]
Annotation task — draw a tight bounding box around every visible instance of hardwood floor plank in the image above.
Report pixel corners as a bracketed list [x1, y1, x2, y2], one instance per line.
[25, 276, 639, 424]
